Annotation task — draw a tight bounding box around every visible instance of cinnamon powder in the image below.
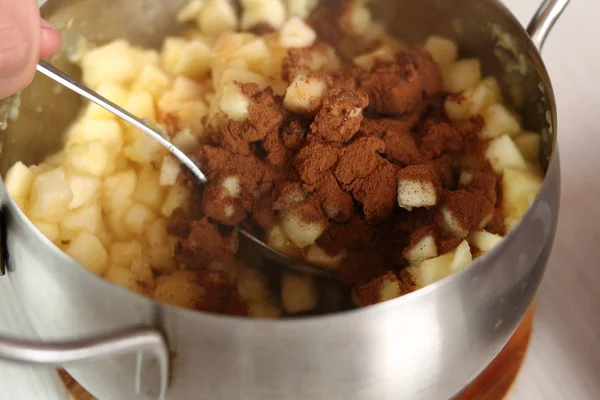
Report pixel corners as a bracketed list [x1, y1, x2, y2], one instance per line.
[169, 17, 506, 307]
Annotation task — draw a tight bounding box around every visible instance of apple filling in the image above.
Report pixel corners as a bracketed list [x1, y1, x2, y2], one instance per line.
[5, 0, 544, 316]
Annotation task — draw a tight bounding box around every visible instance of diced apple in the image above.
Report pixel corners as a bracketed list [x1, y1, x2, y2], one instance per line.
[178, 41, 212, 79]
[159, 155, 181, 187]
[378, 273, 402, 303]
[123, 133, 167, 165]
[153, 271, 206, 308]
[445, 77, 503, 121]
[404, 234, 438, 264]
[304, 244, 344, 269]
[157, 97, 208, 133]
[161, 37, 187, 74]
[103, 169, 137, 212]
[248, 300, 281, 319]
[353, 46, 395, 71]
[267, 225, 302, 258]
[130, 254, 154, 288]
[468, 230, 503, 254]
[237, 268, 270, 303]
[480, 104, 521, 139]
[406, 252, 454, 288]
[241, 0, 286, 31]
[281, 210, 325, 249]
[66, 231, 108, 275]
[105, 265, 145, 294]
[109, 239, 143, 267]
[514, 132, 541, 161]
[29, 168, 73, 223]
[129, 48, 160, 70]
[133, 167, 166, 211]
[450, 240, 472, 272]
[32, 220, 60, 243]
[60, 202, 102, 234]
[68, 119, 124, 157]
[233, 38, 271, 72]
[220, 176, 240, 197]
[95, 217, 114, 249]
[67, 174, 101, 209]
[85, 82, 128, 120]
[171, 76, 206, 101]
[485, 134, 528, 174]
[149, 246, 176, 272]
[171, 129, 202, 154]
[131, 64, 171, 99]
[424, 36, 458, 67]
[279, 16, 317, 48]
[5, 161, 34, 199]
[177, 0, 205, 22]
[124, 91, 156, 128]
[285, 0, 318, 19]
[106, 205, 134, 239]
[283, 74, 328, 115]
[145, 219, 169, 247]
[219, 82, 251, 122]
[65, 141, 109, 177]
[161, 185, 192, 217]
[443, 59, 481, 93]
[124, 203, 157, 235]
[281, 272, 317, 313]
[502, 168, 543, 223]
[198, 0, 238, 37]
[81, 40, 137, 88]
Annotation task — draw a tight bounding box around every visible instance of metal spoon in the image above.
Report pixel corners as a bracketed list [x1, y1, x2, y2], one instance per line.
[36, 60, 339, 280]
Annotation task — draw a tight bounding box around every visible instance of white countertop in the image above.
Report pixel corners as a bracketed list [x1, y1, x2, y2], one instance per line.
[1, 0, 599, 399]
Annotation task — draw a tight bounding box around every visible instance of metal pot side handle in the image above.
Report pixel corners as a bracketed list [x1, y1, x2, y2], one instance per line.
[0, 326, 170, 400]
[527, 0, 572, 50]
[0, 0, 572, 398]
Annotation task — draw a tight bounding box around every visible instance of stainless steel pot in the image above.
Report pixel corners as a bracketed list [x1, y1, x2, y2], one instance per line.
[0, 0, 569, 399]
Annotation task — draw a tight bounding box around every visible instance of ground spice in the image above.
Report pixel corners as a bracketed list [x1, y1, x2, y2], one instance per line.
[350, 162, 400, 223]
[439, 188, 495, 235]
[310, 85, 369, 143]
[294, 141, 340, 184]
[171, 23, 507, 306]
[419, 120, 464, 159]
[334, 135, 385, 186]
[359, 49, 442, 116]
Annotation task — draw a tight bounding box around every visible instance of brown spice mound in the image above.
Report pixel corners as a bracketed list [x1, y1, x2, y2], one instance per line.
[294, 142, 340, 185]
[419, 120, 464, 159]
[356, 271, 414, 307]
[350, 162, 400, 223]
[359, 49, 442, 116]
[211, 84, 285, 155]
[317, 173, 354, 222]
[169, 22, 509, 311]
[173, 218, 234, 269]
[310, 86, 369, 143]
[334, 136, 386, 187]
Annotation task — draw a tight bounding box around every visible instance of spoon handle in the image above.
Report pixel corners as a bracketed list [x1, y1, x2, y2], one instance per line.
[36, 60, 207, 183]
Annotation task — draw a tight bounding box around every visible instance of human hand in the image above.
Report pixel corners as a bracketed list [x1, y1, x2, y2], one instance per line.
[0, 0, 61, 99]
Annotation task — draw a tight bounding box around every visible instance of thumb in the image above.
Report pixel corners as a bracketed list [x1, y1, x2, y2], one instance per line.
[0, 0, 42, 99]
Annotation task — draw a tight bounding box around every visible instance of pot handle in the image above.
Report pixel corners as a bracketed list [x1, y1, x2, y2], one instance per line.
[0, 326, 170, 400]
[527, 0, 571, 50]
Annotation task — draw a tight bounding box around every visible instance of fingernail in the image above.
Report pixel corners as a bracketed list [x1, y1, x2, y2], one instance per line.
[40, 19, 57, 31]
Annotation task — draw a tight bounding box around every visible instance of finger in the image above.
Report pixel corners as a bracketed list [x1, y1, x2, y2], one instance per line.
[0, 0, 42, 98]
[39, 20, 62, 59]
